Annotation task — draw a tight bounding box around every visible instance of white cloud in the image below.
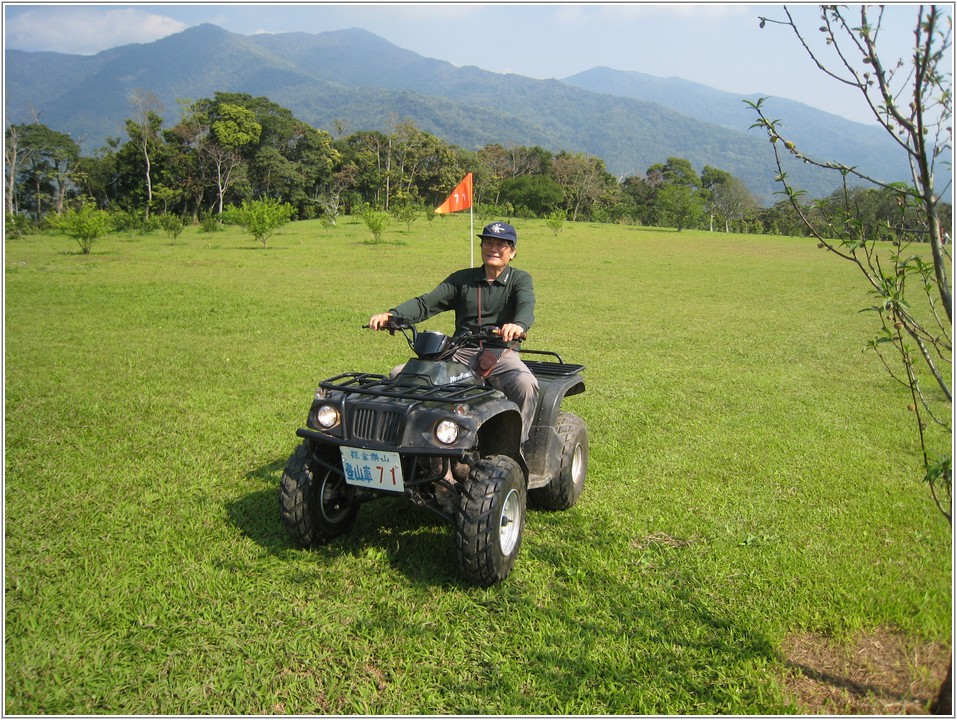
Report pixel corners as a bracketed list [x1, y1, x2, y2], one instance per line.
[6, 7, 187, 55]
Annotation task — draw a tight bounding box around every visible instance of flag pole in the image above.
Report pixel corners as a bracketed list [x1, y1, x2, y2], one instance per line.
[470, 203, 475, 267]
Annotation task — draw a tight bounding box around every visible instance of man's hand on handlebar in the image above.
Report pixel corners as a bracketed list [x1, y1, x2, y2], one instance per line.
[498, 323, 526, 343]
[368, 312, 393, 330]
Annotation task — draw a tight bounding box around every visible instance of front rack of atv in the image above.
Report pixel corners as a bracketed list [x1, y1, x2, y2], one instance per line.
[319, 350, 584, 404]
[319, 372, 498, 404]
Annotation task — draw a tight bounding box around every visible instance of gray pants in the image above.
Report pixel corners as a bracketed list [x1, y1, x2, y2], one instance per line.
[452, 347, 540, 442]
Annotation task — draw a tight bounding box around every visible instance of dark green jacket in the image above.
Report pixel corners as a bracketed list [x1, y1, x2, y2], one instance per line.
[392, 265, 535, 341]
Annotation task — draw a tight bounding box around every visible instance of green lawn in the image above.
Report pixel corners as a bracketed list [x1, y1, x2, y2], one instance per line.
[4, 215, 951, 714]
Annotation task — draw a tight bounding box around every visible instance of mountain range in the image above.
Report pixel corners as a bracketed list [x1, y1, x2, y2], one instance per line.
[4, 23, 923, 203]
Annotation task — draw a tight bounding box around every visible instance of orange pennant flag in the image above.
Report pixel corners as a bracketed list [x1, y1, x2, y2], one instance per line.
[434, 173, 473, 214]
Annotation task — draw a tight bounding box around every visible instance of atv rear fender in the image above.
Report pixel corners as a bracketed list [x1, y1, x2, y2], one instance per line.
[523, 360, 586, 489]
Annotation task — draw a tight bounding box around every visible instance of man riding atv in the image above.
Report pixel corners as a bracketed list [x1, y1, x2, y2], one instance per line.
[369, 222, 538, 444]
[281, 221, 587, 585]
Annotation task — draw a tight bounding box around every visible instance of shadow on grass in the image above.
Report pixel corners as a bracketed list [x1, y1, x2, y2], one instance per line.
[227, 457, 467, 587]
[228, 459, 786, 710]
[442, 538, 784, 713]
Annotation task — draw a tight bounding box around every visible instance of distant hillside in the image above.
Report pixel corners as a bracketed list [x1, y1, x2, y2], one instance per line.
[561, 67, 913, 190]
[4, 24, 921, 203]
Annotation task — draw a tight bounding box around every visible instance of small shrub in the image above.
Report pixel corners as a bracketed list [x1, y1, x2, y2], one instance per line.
[159, 214, 185, 244]
[391, 202, 419, 232]
[361, 209, 391, 244]
[55, 203, 113, 254]
[222, 198, 295, 248]
[546, 209, 567, 236]
[200, 215, 221, 235]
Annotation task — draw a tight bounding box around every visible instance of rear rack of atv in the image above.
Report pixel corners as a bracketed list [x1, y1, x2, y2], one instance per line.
[519, 350, 585, 378]
[320, 373, 498, 404]
[523, 360, 585, 378]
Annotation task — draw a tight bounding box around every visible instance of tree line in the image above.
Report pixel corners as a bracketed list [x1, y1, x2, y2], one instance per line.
[5, 89, 949, 238]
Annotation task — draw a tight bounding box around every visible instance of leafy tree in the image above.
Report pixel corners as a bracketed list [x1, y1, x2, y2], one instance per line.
[655, 184, 704, 231]
[163, 119, 209, 222]
[342, 131, 389, 208]
[177, 96, 263, 215]
[20, 80, 948, 247]
[620, 174, 659, 225]
[383, 118, 423, 209]
[205, 103, 260, 214]
[751, 200, 807, 237]
[223, 197, 293, 248]
[658, 156, 700, 189]
[751, 6, 952, 708]
[74, 137, 122, 210]
[551, 151, 614, 221]
[499, 174, 564, 217]
[38, 124, 81, 216]
[701, 165, 731, 231]
[209, 92, 336, 214]
[284, 125, 341, 217]
[211, 103, 262, 148]
[703, 166, 758, 232]
[254, 145, 300, 200]
[6, 122, 81, 220]
[151, 184, 182, 216]
[315, 164, 358, 226]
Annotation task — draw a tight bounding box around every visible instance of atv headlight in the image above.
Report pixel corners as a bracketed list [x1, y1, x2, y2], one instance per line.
[315, 404, 340, 429]
[434, 419, 460, 445]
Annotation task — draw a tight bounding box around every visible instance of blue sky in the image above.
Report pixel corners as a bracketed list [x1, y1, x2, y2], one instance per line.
[3, 3, 941, 125]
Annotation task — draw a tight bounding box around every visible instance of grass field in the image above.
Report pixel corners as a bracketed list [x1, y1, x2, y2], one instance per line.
[4, 215, 951, 714]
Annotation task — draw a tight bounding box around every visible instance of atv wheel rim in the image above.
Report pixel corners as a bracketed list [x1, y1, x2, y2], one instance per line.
[571, 443, 584, 485]
[499, 488, 521, 556]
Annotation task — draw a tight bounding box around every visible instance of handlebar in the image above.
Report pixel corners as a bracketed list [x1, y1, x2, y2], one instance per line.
[363, 317, 525, 353]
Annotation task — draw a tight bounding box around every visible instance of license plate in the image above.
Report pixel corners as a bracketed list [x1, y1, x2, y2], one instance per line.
[340, 447, 404, 493]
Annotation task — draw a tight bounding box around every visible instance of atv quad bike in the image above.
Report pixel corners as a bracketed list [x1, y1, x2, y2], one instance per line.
[279, 317, 587, 586]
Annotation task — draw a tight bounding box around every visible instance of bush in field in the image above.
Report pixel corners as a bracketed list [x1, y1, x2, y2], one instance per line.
[56, 203, 113, 254]
[361, 208, 391, 244]
[391, 202, 419, 232]
[159, 214, 185, 244]
[223, 198, 294, 248]
[200, 215, 221, 235]
[546, 209, 566, 236]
